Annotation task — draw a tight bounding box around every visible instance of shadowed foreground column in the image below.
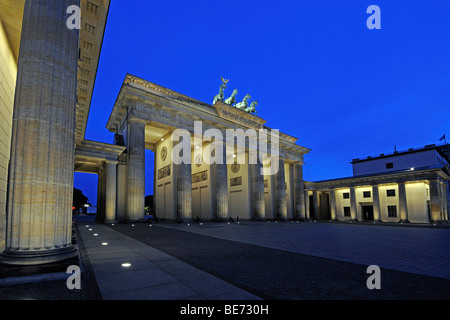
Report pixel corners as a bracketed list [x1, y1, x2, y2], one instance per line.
[1, 0, 79, 265]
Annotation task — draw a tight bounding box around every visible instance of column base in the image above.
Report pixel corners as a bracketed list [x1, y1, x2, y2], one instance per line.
[400, 219, 410, 223]
[0, 246, 78, 266]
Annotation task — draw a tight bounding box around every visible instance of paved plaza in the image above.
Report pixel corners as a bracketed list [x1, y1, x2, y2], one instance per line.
[1, 218, 450, 300]
[157, 221, 450, 280]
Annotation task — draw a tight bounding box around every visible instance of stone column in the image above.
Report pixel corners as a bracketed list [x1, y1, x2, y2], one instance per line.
[372, 185, 381, 222]
[429, 180, 441, 223]
[176, 163, 192, 222]
[275, 158, 287, 220]
[440, 182, 448, 222]
[350, 187, 357, 221]
[126, 118, 146, 222]
[251, 160, 265, 220]
[443, 182, 449, 222]
[398, 182, 409, 223]
[304, 190, 310, 219]
[293, 163, 306, 220]
[312, 190, 319, 220]
[329, 189, 337, 221]
[1, 0, 79, 265]
[104, 161, 118, 224]
[96, 166, 104, 222]
[214, 144, 229, 221]
[116, 154, 128, 222]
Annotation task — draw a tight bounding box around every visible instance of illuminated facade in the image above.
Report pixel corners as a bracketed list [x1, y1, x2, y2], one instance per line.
[306, 145, 450, 224]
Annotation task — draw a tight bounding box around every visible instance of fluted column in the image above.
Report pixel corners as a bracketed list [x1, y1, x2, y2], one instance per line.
[96, 166, 104, 222]
[304, 190, 310, 220]
[443, 182, 449, 222]
[439, 182, 448, 222]
[372, 185, 381, 222]
[293, 163, 306, 220]
[350, 187, 357, 221]
[329, 189, 337, 221]
[275, 158, 287, 220]
[104, 161, 118, 224]
[398, 182, 409, 223]
[176, 163, 192, 222]
[251, 160, 265, 220]
[214, 145, 229, 221]
[429, 180, 441, 223]
[126, 118, 146, 222]
[1, 0, 79, 265]
[312, 190, 319, 220]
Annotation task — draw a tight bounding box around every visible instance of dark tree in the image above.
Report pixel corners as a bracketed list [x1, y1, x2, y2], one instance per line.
[73, 187, 89, 211]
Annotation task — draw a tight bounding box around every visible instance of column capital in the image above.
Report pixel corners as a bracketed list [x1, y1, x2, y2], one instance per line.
[127, 117, 147, 126]
[105, 159, 119, 165]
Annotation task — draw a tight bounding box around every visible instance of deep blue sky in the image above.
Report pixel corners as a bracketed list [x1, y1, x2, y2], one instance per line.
[74, 0, 450, 205]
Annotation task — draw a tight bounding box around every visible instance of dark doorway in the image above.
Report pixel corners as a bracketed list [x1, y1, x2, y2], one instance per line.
[362, 205, 374, 221]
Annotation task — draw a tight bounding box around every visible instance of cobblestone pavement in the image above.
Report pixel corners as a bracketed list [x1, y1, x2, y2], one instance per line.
[156, 221, 450, 280]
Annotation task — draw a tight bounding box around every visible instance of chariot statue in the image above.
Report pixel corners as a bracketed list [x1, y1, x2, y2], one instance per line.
[224, 89, 238, 105]
[213, 76, 229, 105]
[235, 94, 251, 110]
[245, 100, 258, 114]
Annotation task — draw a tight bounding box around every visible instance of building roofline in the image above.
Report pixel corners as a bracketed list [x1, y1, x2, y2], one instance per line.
[310, 164, 450, 185]
[350, 143, 450, 165]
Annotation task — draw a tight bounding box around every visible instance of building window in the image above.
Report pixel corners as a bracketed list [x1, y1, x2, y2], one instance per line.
[388, 206, 397, 217]
[343, 192, 350, 199]
[363, 191, 371, 198]
[386, 189, 396, 197]
[386, 162, 394, 169]
[344, 207, 351, 217]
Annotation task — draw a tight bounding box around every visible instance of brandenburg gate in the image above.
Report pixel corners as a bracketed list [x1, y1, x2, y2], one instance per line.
[95, 74, 311, 224]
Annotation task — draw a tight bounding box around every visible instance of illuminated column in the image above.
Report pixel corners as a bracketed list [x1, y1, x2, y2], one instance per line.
[214, 144, 229, 221]
[293, 163, 306, 220]
[442, 181, 448, 222]
[350, 187, 357, 221]
[329, 189, 337, 221]
[429, 180, 441, 223]
[176, 163, 192, 222]
[439, 182, 448, 222]
[96, 166, 104, 222]
[304, 190, 310, 219]
[312, 190, 319, 220]
[251, 160, 265, 220]
[1, 0, 79, 265]
[104, 161, 118, 224]
[372, 185, 381, 222]
[398, 182, 409, 223]
[116, 154, 128, 222]
[275, 158, 287, 220]
[126, 118, 146, 222]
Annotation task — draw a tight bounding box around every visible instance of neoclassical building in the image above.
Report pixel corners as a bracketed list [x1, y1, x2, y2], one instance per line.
[0, 0, 310, 265]
[305, 145, 450, 224]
